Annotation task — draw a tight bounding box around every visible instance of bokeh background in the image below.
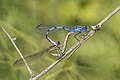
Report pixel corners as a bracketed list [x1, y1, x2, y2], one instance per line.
[0, 0, 120, 80]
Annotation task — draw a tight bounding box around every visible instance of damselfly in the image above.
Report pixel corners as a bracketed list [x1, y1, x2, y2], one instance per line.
[13, 24, 89, 66]
[37, 24, 89, 45]
[36, 24, 89, 54]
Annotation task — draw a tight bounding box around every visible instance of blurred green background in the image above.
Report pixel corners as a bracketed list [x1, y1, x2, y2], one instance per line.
[0, 0, 120, 80]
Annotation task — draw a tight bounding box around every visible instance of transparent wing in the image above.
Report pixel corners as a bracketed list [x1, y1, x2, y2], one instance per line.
[13, 45, 62, 67]
[34, 24, 49, 35]
[13, 48, 50, 67]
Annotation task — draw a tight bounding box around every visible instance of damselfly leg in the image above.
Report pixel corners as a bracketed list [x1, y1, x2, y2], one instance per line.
[49, 41, 63, 56]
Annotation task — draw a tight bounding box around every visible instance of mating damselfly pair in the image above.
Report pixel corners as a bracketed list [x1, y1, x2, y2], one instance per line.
[13, 24, 89, 66]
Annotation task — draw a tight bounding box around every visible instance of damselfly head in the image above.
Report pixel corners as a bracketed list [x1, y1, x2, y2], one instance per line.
[83, 26, 89, 32]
